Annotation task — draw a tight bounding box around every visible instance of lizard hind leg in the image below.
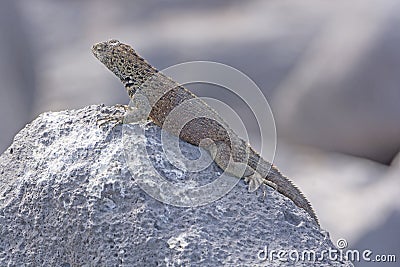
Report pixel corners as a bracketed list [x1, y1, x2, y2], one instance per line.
[208, 141, 251, 181]
[203, 140, 276, 194]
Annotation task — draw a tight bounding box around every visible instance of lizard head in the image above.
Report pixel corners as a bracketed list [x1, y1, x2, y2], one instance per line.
[92, 39, 158, 97]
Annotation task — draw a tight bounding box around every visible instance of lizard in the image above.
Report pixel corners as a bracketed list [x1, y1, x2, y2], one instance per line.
[91, 39, 319, 225]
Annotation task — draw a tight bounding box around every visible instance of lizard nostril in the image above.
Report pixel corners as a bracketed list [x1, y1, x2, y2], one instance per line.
[92, 43, 105, 54]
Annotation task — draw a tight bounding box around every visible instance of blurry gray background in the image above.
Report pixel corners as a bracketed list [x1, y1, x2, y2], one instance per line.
[0, 0, 399, 265]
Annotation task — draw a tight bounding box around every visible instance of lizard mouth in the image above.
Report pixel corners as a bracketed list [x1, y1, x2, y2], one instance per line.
[91, 42, 107, 62]
[91, 39, 121, 62]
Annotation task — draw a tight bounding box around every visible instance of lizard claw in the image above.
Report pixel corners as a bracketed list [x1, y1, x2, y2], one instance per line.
[97, 115, 124, 128]
[244, 173, 264, 192]
[97, 104, 129, 128]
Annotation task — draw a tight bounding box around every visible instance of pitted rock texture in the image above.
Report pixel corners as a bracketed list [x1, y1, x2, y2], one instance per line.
[0, 105, 353, 266]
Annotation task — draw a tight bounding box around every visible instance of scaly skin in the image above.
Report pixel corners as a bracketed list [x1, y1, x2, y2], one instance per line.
[92, 39, 319, 225]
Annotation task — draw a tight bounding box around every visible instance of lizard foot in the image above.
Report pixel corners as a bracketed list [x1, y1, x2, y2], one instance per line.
[244, 172, 264, 192]
[260, 181, 278, 200]
[97, 104, 130, 128]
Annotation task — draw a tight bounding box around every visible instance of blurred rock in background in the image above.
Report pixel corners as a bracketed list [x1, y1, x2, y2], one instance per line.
[273, 0, 400, 164]
[0, 0, 36, 153]
[0, 1, 399, 266]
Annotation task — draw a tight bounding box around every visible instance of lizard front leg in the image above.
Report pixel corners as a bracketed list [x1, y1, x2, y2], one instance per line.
[98, 93, 151, 127]
[97, 104, 130, 128]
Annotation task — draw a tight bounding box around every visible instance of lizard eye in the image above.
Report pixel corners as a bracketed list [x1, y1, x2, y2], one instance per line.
[108, 39, 120, 46]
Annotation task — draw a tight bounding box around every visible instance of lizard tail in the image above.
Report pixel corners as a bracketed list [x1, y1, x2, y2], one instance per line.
[248, 148, 319, 226]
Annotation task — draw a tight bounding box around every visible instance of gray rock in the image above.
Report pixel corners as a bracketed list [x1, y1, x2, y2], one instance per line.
[0, 105, 352, 266]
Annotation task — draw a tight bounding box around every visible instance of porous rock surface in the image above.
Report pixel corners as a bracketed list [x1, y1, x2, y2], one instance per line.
[0, 105, 353, 266]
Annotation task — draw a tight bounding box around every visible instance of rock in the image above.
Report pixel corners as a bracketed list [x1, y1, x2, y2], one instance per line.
[0, 105, 352, 266]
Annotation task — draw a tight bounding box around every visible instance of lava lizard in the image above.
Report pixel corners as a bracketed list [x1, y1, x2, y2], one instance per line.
[91, 39, 319, 225]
